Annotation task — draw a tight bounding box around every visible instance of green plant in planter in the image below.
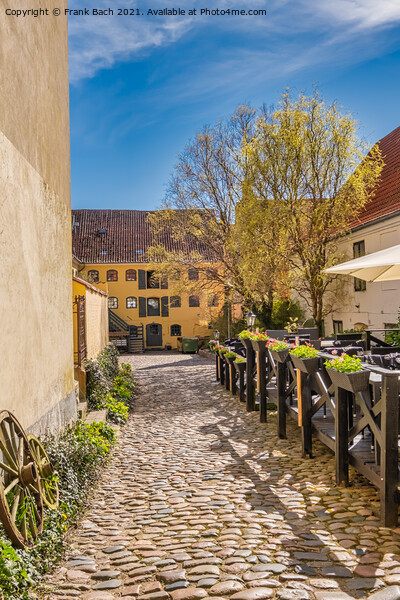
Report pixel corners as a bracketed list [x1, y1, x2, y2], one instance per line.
[225, 351, 237, 358]
[218, 346, 229, 354]
[208, 340, 217, 351]
[266, 339, 290, 350]
[235, 356, 246, 363]
[250, 331, 269, 341]
[324, 354, 362, 373]
[290, 344, 319, 358]
[238, 330, 253, 339]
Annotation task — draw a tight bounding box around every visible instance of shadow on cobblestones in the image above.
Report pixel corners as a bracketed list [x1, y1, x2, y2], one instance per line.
[44, 353, 400, 600]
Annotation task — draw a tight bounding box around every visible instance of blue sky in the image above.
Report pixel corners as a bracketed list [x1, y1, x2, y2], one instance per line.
[69, 0, 400, 210]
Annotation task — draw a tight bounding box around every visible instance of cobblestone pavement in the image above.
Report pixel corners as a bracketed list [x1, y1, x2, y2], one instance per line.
[45, 352, 400, 600]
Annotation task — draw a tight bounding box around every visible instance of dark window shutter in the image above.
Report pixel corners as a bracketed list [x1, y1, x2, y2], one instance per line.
[139, 296, 146, 317]
[161, 275, 168, 289]
[161, 296, 169, 317]
[138, 270, 146, 289]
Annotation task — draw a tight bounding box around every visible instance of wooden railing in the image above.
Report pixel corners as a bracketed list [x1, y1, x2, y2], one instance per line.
[214, 343, 400, 527]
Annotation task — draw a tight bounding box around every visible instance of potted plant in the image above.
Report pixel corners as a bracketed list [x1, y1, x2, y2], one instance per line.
[225, 351, 237, 365]
[267, 339, 290, 363]
[250, 331, 269, 353]
[290, 343, 320, 374]
[208, 340, 217, 352]
[325, 354, 370, 393]
[238, 329, 254, 352]
[233, 355, 246, 372]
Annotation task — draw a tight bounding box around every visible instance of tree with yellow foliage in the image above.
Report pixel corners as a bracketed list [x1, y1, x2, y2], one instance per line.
[243, 89, 383, 334]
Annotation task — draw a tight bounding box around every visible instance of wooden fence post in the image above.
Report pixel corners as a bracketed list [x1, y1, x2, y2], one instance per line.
[335, 386, 349, 486]
[245, 342, 255, 412]
[239, 368, 245, 402]
[299, 371, 313, 458]
[215, 353, 220, 381]
[258, 349, 267, 423]
[219, 355, 225, 386]
[380, 372, 399, 527]
[277, 361, 287, 439]
[225, 359, 230, 391]
[230, 364, 237, 396]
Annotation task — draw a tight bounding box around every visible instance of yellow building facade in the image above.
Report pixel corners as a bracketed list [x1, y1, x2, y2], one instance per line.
[0, 0, 76, 433]
[72, 210, 221, 349]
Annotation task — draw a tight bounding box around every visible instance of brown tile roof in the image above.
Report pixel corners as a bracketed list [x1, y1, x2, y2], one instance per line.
[351, 125, 400, 229]
[72, 209, 214, 264]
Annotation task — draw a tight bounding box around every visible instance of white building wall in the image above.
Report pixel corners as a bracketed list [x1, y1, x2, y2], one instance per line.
[326, 215, 400, 335]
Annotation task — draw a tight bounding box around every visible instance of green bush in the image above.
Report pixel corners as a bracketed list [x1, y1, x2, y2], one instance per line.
[0, 420, 117, 600]
[85, 347, 136, 418]
[106, 395, 129, 424]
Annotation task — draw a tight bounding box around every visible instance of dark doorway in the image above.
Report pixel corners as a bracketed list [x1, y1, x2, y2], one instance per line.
[146, 323, 162, 346]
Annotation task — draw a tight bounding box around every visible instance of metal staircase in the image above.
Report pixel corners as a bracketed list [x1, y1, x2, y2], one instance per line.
[108, 310, 144, 353]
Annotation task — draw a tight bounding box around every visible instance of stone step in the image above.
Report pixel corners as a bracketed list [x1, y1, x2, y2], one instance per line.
[78, 401, 88, 420]
[85, 409, 107, 424]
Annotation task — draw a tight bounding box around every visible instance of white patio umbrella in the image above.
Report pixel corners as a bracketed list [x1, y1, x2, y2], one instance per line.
[324, 243, 400, 282]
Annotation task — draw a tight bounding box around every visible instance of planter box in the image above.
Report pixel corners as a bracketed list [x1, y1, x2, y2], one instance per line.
[327, 368, 370, 393]
[234, 361, 246, 373]
[225, 355, 236, 365]
[269, 349, 289, 363]
[251, 340, 268, 353]
[290, 354, 320, 375]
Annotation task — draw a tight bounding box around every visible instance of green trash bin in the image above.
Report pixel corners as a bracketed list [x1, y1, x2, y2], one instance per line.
[181, 337, 199, 353]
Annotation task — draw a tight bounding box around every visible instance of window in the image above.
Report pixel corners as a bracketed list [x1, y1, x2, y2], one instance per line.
[170, 296, 181, 308]
[126, 269, 137, 281]
[147, 270, 160, 289]
[333, 320, 343, 334]
[353, 241, 366, 292]
[170, 269, 181, 281]
[208, 294, 218, 307]
[87, 270, 99, 283]
[171, 324, 181, 336]
[126, 296, 137, 309]
[189, 295, 200, 307]
[147, 297, 160, 316]
[108, 297, 118, 309]
[107, 269, 118, 282]
[188, 267, 199, 281]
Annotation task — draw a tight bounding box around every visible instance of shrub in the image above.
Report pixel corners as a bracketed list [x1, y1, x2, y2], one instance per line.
[0, 420, 116, 600]
[266, 339, 290, 351]
[238, 330, 253, 339]
[325, 354, 363, 373]
[290, 344, 319, 358]
[235, 356, 246, 363]
[106, 395, 129, 424]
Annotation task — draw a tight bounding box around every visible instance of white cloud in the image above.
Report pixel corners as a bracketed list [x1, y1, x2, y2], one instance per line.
[68, 0, 400, 83]
[309, 0, 400, 29]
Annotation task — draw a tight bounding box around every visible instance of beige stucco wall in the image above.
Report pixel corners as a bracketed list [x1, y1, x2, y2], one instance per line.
[85, 288, 109, 360]
[327, 215, 400, 335]
[0, 0, 74, 433]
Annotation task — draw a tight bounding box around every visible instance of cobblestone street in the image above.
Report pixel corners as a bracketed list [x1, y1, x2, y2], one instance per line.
[46, 352, 400, 600]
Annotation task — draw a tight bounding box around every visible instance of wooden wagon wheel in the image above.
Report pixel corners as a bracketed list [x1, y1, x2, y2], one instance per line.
[28, 434, 59, 510]
[0, 411, 43, 548]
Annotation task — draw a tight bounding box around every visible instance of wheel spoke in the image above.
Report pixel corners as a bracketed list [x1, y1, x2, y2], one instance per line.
[9, 421, 19, 458]
[0, 460, 18, 477]
[0, 422, 15, 462]
[18, 436, 23, 466]
[11, 487, 21, 521]
[4, 477, 19, 496]
[0, 437, 18, 471]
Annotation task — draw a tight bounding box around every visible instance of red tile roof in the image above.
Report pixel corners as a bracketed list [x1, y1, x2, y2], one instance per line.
[72, 209, 214, 264]
[351, 125, 400, 229]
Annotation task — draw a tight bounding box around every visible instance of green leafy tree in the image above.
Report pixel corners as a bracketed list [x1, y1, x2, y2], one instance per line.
[244, 89, 384, 334]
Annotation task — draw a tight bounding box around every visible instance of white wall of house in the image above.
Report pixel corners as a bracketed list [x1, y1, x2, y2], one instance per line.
[326, 214, 400, 335]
